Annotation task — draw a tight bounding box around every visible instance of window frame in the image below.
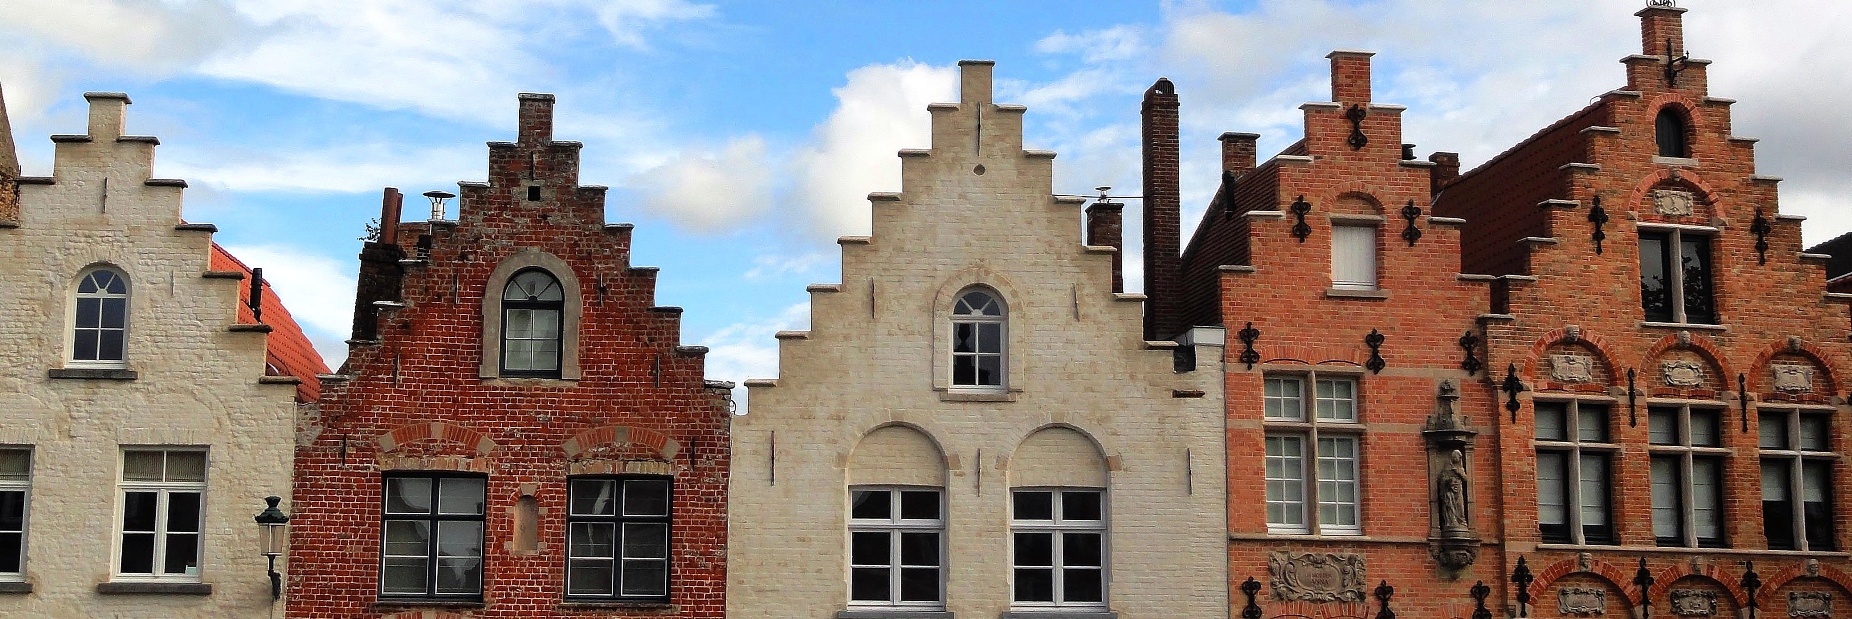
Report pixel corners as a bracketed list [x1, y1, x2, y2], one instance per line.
[948, 288, 1007, 392]
[498, 268, 566, 378]
[1656, 107, 1689, 159]
[1534, 398, 1617, 545]
[1330, 224, 1379, 290]
[1639, 226, 1717, 325]
[378, 472, 488, 601]
[1009, 487, 1108, 611]
[564, 475, 673, 602]
[70, 266, 131, 368]
[1759, 407, 1837, 551]
[0, 448, 29, 582]
[847, 486, 946, 609]
[114, 448, 207, 582]
[1647, 404, 1728, 548]
[1262, 371, 1363, 535]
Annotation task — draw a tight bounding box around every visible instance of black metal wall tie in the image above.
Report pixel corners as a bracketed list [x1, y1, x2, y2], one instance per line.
[1742, 561, 1763, 619]
[1752, 208, 1772, 265]
[1238, 323, 1261, 369]
[1374, 580, 1395, 619]
[1739, 373, 1751, 432]
[1628, 368, 1640, 427]
[1470, 580, 1492, 619]
[1664, 38, 1691, 86]
[1241, 577, 1264, 619]
[1512, 556, 1535, 618]
[1588, 196, 1609, 255]
[1365, 329, 1386, 374]
[1634, 558, 1656, 619]
[1346, 104, 1369, 150]
[1290, 196, 1313, 242]
[1459, 331, 1483, 375]
[1502, 363, 1525, 421]
[1401, 201, 1422, 247]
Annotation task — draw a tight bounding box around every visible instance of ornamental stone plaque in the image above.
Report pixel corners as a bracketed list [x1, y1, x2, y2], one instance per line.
[1551, 354, 1596, 383]
[1790, 591, 1833, 618]
[1655, 189, 1696, 216]
[1268, 551, 1366, 603]
[1560, 587, 1608, 616]
[1670, 589, 1718, 617]
[1663, 360, 1705, 388]
[1772, 364, 1816, 394]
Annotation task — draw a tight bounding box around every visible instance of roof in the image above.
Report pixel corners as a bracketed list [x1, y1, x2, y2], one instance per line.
[210, 243, 330, 402]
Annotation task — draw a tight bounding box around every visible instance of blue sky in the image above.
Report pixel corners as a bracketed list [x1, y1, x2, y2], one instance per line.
[4, 0, 1850, 405]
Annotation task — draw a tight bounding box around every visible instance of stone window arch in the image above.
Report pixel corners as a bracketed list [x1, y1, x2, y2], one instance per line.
[70, 265, 131, 367]
[949, 287, 1006, 390]
[499, 269, 565, 377]
[846, 424, 949, 609]
[480, 249, 582, 380]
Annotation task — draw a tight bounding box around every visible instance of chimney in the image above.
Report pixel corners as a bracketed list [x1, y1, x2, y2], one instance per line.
[1142, 78, 1183, 341]
[516, 93, 555, 146]
[1638, 3, 1687, 58]
[1428, 152, 1461, 196]
[350, 188, 408, 342]
[379, 187, 403, 244]
[1087, 201, 1125, 293]
[1327, 50, 1374, 104]
[0, 82, 18, 224]
[1219, 132, 1259, 176]
[83, 92, 131, 140]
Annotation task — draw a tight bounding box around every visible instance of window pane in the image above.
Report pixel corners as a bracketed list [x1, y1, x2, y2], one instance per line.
[1641, 233, 1672, 322]
[1763, 461, 1796, 549]
[436, 478, 484, 515]
[76, 298, 101, 328]
[571, 480, 616, 516]
[623, 479, 670, 517]
[1013, 532, 1052, 567]
[119, 533, 155, 574]
[122, 491, 158, 531]
[98, 330, 125, 361]
[1803, 461, 1834, 550]
[0, 491, 22, 531]
[381, 557, 429, 594]
[166, 492, 201, 533]
[1316, 437, 1358, 528]
[851, 567, 891, 601]
[568, 558, 614, 595]
[622, 523, 668, 560]
[531, 309, 560, 339]
[1650, 457, 1681, 542]
[1681, 236, 1715, 324]
[1648, 408, 1678, 445]
[1535, 402, 1568, 441]
[1761, 415, 1789, 449]
[166, 452, 206, 482]
[123, 452, 164, 482]
[953, 324, 975, 354]
[1064, 567, 1104, 603]
[506, 309, 534, 338]
[1264, 378, 1304, 421]
[436, 521, 482, 559]
[385, 478, 433, 514]
[1689, 410, 1720, 447]
[384, 521, 431, 557]
[976, 355, 1000, 386]
[1265, 435, 1306, 527]
[899, 490, 939, 521]
[1332, 225, 1377, 289]
[1014, 491, 1053, 521]
[1692, 458, 1722, 543]
[900, 567, 939, 602]
[1577, 405, 1609, 442]
[977, 323, 1000, 355]
[951, 356, 975, 386]
[100, 298, 127, 329]
[1061, 491, 1102, 522]
[163, 533, 199, 574]
[73, 330, 99, 361]
[899, 532, 938, 567]
[1063, 532, 1102, 567]
[568, 522, 614, 559]
[1799, 415, 1830, 452]
[851, 490, 891, 520]
[0, 532, 19, 573]
[1013, 568, 1054, 602]
[435, 557, 481, 594]
[1579, 454, 1609, 527]
[1316, 378, 1356, 422]
[851, 532, 891, 566]
[620, 559, 667, 596]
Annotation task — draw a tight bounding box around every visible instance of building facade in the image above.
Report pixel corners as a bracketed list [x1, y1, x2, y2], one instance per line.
[285, 94, 732, 618]
[728, 61, 1229, 619]
[0, 89, 325, 616]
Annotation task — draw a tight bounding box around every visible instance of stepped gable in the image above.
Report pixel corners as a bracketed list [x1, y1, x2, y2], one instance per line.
[208, 243, 329, 402]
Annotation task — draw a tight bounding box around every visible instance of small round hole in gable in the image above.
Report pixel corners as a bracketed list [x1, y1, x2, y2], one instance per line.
[973, 164, 986, 175]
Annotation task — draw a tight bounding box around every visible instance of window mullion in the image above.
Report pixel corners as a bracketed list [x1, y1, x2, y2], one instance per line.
[1568, 441, 1584, 545]
[1668, 231, 1687, 323]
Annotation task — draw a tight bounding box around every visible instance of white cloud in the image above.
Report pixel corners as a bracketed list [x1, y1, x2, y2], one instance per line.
[161, 143, 482, 194]
[628, 135, 775, 232]
[217, 244, 358, 368]
[742, 250, 833, 281]
[695, 302, 809, 414]
[1034, 26, 1146, 64]
[789, 62, 957, 238]
[0, 0, 247, 73]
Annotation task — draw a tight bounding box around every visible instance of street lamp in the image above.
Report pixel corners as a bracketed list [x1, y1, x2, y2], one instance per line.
[253, 495, 290, 602]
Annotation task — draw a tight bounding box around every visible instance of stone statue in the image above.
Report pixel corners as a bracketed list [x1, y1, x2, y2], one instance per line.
[1438, 449, 1470, 533]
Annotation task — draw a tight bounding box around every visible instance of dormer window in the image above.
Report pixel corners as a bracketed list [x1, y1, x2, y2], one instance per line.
[950, 289, 1005, 389]
[72, 267, 130, 367]
[500, 269, 564, 377]
[1656, 108, 1688, 158]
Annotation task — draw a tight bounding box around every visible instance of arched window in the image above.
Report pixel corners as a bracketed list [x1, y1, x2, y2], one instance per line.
[1656, 108, 1688, 158]
[950, 289, 1005, 389]
[500, 269, 564, 377]
[72, 267, 130, 366]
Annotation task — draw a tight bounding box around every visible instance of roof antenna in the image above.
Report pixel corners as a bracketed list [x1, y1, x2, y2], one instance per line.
[423, 190, 455, 221]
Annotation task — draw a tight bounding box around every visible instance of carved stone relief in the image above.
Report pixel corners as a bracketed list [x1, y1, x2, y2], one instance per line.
[1551, 354, 1596, 383]
[1670, 589, 1718, 617]
[1790, 591, 1833, 618]
[1560, 587, 1608, 615]
[1772, 364, 1816, 393]
[1655, 189, 1696, 216]
[1663, 360, 1705, 387]
[1269, 551, 1366, 602]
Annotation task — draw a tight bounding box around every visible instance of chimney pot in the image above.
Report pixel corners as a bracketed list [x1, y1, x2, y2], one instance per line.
[1637, 4, 1688, 58]
[1326, 50, 1375, 104]
[1086, 201, 1125, 293]
[516, 93, 556, 145]
[1219, 132, 1260, 176]
[1428, 152, 1461, 196]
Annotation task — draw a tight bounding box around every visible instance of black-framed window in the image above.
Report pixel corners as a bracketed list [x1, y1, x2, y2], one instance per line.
[381, 474, 486, 599]
[500, 269, 564, 377]
[1640, 229, 1716, 324]
[1656, 108, 1688, 158]
[1760, 409, 1835, 551]
[1011, 488, 1106, 610]
[1648, 405, 1726, 547]
[848, 487, 943, 608]
[567, 477, 671, 600]
[73, 267, 130, 366]
[0, 449, 29, 580]
[117, 449, 206, 580]
[1535, 400, 1615, 545]
[950, 289, 1005, 389]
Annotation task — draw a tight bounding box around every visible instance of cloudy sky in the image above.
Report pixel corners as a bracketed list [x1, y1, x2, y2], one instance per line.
[2, 0, 1847, 405]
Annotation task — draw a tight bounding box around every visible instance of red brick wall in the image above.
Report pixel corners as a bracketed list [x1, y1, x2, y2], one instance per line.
[287, 94, 731, 619]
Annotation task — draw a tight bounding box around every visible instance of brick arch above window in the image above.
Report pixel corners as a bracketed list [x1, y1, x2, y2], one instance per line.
[1640, 332, 1735, 383]
[1647, 567, 1751, 607]
[480, 249, 583, 380]
[376, 422, 498, 457]
[562, 425, 680, 461]
[1522, 326, 1625, 389]
[1531, 556, 1647, 606]
[1756, 566, 1852, 608]
[1625, 167, 1721, 223]
[1748, 338, 1843, 397]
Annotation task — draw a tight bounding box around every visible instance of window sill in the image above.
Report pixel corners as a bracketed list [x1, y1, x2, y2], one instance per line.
[96, 581, 211, 595]
[1639, 321, 1727, 332]
[373, 599, 486, 610]
[562, 601, 678, 613]
[837, 610, 954, 619]
[0, 581, 30, 594]
[48, 367, 138, 380]
[1325, 287, 1389, 299]
[940, 390, 1016, 402]
[1000, 611, 1117, 619]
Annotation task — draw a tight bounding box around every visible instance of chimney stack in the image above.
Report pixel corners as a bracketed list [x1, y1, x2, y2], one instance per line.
[1142, 78, 1183, 341]
[1087, 201, 1125, 293]
[379, 187, 403, 245]
[516, 93, 555, 146]
[1637, 3, 1687, 58]
[1428, 152, 1461, 196]
[1219, 132, 1259, 177]
[1327, 51, 1375, 104]
[351, 187, 409, 342]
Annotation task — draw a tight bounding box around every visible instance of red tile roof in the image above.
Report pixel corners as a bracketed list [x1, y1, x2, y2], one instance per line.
[210, 243, 330, 403]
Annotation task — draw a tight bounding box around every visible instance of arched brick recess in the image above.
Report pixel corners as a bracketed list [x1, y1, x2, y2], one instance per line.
[1647, 566, 1749, 607]
[1640, 331, 1735, 381]
[1521, 326, 1625, 387]
[1534, 556, 1646, 604]
[376, 421, 497, 456]
[1625, 165, 1721, 215]
[1746, 338, 1842, 394]
[1755, 564, 1852, 607]
[562, 424, 681, 461]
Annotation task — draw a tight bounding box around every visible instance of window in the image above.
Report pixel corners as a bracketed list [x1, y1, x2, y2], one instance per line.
[0, 449, 28, 581]
[500, 269, 564, 377]
[117, 449, 205, 580]
[1263, 374, 1361, 534]
[950, 289, 1005, 389]
[567, 477, 671, 601]
[1331, 225, 1378, 290]
[73, 268, 129, 366]
[1760, 409, 1835, 550]
[1656, 108, 1688, 158]
[1648, 406, 1726, 547]
[1011, 489, 1105, 610]
[1535, 400, 1616, 545]
[381, 474, 485, 598]
[1640, 229, 1715, 324]
[849, 487, 943, 608]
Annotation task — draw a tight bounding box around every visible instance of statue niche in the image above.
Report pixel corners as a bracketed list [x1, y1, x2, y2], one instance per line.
[1423, 379, 1480, 571]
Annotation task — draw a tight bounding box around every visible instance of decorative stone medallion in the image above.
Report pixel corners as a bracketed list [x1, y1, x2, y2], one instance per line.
[1551, 354, 1596, 383]
[1670, 589, 1718, 617]
[1655, 189, 1696, 217]
[1268, 551, 1366, 603]
[1560, 587, 1608, 616]
[1663, 360, 1705, 388]
[1772, 364, 1816, 394]
[1790, 591, 1833, 618]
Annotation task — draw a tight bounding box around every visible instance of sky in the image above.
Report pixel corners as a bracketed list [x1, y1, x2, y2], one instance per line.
[2, 0, 1849, 410]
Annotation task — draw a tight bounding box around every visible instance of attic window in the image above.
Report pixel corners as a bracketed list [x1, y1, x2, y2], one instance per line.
[1655, 108, 1688, 158]
[527, 186, 542, 201]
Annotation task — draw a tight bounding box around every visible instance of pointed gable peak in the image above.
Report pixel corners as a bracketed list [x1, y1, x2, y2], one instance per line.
[0, 82, 18, 177]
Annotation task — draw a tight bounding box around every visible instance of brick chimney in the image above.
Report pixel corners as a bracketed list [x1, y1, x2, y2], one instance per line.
[1428, 152, 1461, 196]
[0, 82, 17, 224]
[1638, 3, 1687, 58]
[1087, 200, 1125, 293]
[1142, 78, 1182, 341]
[1219, 132, 1258, 176]
[517, 93, 555, 146]
[1328, 50, 1374, 104]
[350, 188, 406, 342]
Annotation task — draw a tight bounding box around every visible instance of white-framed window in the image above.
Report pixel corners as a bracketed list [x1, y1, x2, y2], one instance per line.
[1648, 405, 1726, 547]
[381, 474, 486, 599]
[72, 267, 130, 367]
[0, 448, 28, 581]
[1760, 408, 1835, 551]
[950, 288, 1005, 389]
[566, 476, 671, 601]
[1331, 225, 1378, 290]
[1639, 228, 1716, 324]
[500, 269, 565, 377]
[1534, 400, 1615, 545]
[1263, 373, 1361, 534]
[848, 487, 944, 608]
[116, 449, 205, 580]
[1011, 488, 1105, 610]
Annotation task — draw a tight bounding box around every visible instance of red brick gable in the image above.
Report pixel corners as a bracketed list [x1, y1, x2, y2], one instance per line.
[209, 242, 329, 402]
